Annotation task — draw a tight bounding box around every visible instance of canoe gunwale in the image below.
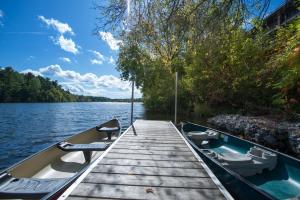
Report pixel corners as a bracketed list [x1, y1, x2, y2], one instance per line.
[180, 122, 276, 200]
[0, 118, 121, 199]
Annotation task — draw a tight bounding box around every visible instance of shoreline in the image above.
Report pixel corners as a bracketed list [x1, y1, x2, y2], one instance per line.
[0, 101, 143, 104]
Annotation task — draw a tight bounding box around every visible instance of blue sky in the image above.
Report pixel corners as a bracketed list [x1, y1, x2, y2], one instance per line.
[0, 0, 141, 98]
[0, 0, 285, 98]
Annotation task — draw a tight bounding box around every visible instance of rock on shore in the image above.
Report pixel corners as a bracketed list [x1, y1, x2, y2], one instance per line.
[208, 114, 300, 156]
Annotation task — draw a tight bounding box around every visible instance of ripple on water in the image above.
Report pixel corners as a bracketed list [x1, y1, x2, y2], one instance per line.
[0, 102, 145, 170]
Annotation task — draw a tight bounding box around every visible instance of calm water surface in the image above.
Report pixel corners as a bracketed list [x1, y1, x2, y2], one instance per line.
[0, 102, 145, 170]
[0, 102, 208, 170]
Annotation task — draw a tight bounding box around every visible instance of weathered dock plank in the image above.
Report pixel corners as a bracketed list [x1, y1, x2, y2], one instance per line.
[104, 152, 198, 161]
[84, 173, 217, 188]
[69, 183, 225, 200]
[92, 165, 207, 177]
[112, 145, 190, 151]
[59, 120, 232, 200]
[109, 148, 194, 155]
[115, 142, 187, 148]
[99, 158, 203, 168]
[120, 139, 184, 143]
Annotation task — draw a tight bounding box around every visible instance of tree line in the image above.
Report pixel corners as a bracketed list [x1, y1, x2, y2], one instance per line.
[0, 67, 140, 103]
[96, 0, 300, 117]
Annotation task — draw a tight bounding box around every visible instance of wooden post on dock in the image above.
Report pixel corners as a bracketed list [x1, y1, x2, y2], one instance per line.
[131, 80, 134, 125]
[174, 72, 178, 125]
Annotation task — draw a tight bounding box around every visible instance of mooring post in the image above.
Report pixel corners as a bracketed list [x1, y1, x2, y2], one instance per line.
[131, 80, 134, 126]
[174, 72, 178, 125]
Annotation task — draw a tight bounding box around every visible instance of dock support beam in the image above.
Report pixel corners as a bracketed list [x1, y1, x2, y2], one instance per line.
[131, 80, 134, 125]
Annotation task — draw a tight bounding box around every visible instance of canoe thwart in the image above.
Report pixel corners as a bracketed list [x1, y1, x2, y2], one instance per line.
[57, 142, 109, 162]
[57, 142, 109, 151]
[96, 126, 120, 140]
[0, 173, 68, 199]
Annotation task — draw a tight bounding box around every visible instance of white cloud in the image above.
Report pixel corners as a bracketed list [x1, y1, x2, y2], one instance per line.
[59, 57, 71, 63]
[38, 16, 79, 54]
[38, 16, 74, 35]
[21, 69, 43, 76]
[91, 59, 103, 65]
[21, 65, 141, 98]
[56, 35, 79, 54]
[99, 32, 122, 51]
[89, 50, 105, 65]
[89, 50, 116, 65]
[91, 50, 104, 60]
[108, 56, 115, 64]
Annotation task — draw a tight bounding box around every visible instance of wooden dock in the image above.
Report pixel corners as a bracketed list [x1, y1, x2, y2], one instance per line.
[58, 120, 233, 200]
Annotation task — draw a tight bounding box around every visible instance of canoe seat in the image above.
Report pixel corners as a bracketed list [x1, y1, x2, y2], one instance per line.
[57, 142, 109, 162]
[57, 142, 108, 151]
[0, 173, 68, 199]
[96, 126, 120, 140]
[187, 130, 219, 141]
[97, 126, 119, 132]
[217, 152, 253, 164]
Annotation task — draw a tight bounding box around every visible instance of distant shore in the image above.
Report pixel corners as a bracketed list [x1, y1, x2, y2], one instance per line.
[0, 67, 142, 103]
[0, 100, 143, 103]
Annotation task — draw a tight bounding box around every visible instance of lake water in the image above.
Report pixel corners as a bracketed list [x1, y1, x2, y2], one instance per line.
[0, 102, 146, 170]
[0, 102, 208, 170]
